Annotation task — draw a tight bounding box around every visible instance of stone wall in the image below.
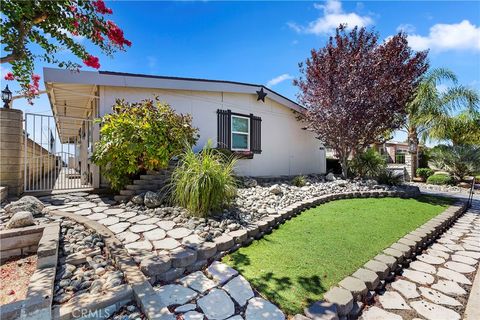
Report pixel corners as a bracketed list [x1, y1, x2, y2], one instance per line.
[0, 108, 23, 196]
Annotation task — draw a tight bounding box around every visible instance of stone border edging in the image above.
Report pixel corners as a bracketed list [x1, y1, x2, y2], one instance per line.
[48, 210, 173, 320]
[304, 199, 469, 320]
[0, 223, 60, 320]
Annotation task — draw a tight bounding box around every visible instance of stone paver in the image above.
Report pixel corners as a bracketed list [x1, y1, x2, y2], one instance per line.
[451, 254, 477, 265]
[223, 275, 255, 307]
[437, 267, 472, 285]
[361, 306, 402, 320]
[402, 269, 435, 285]
[129, 224, 156, 233]
[153, 238, 181, 250]
[143, 229, 167, 241]
[117, 231, 140, 244]
[179, 271, 216, 293]
[207, 261, 238, 285]
[419, 287, 461, 306]
[197, 288, 235, 320]
[155, 284, 198, 307]
[416, 253, 446, 265]
[157, 220, 176, 230]
[108, 222, 131, 234]
[167, 227, 193, 239]
[410, 300, 461, 320]
[183, 311, 204, 320]
[410, 260, 437, 274]
[245, 297, 285, 320]
[391, 279, 420, 299]
[87, 213, 107, 221]
[444, 261, 476, 273]
[378, 291, 410, 310]
[431, 280, 467, 296]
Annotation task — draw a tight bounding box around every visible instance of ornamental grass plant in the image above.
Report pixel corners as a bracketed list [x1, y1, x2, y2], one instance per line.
[170, 141, 237, 217]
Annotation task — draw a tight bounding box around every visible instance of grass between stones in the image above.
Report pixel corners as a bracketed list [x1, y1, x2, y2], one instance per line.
[222, 195, 454, 315]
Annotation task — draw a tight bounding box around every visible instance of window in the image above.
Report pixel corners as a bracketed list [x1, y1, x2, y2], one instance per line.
[231, 115, 250, 151]
[217, 109, 262, 154]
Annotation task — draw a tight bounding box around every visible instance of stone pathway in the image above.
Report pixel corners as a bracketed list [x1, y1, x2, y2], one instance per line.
[153, 261, 285, 320]
[361, 200, 480, 320]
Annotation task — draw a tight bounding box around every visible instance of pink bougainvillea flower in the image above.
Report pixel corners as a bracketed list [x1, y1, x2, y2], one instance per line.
[83, 55, 101, 69]
[93, 0, 113, 14]
[106, 21, 131, 48]
[4, 72, 15, 81]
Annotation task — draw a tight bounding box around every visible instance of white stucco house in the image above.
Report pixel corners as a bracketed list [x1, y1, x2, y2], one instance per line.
[43, 67, 326, 189]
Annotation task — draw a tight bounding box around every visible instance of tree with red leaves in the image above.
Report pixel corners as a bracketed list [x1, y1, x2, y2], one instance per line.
[294, 25, 428, 178]
[1, 0, 131, 104]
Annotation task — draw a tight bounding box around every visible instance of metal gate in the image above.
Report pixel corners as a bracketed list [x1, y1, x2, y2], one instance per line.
[24, 113, 94, 192]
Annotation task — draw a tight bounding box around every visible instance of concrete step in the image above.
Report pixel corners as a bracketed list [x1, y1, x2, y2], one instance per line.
[125, 184, 158, 191]
[134, 179, 161, 186]
[120, 190, 136, 196]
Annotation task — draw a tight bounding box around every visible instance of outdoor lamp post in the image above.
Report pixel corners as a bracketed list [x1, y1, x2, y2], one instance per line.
[2, 85, 12, 108]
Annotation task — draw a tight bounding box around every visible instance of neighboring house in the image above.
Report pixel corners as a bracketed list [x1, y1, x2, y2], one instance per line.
[43, 68, 326, 189]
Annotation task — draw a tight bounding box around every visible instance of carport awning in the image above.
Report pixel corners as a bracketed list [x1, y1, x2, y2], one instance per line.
[45, 82, 97, 143]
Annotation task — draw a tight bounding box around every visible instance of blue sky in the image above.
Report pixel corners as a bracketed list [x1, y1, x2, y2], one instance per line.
[2, 0, 480, 141]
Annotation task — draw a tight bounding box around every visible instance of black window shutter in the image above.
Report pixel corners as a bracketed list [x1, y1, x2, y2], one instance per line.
[217, 109, 231, 149]
[250, 114, 262, 154]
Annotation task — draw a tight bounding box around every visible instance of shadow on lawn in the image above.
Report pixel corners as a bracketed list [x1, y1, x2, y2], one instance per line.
[226, 251, 327, 313]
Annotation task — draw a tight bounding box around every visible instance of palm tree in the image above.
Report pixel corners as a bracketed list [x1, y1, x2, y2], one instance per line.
[428, 110, 480, 145]
[403, 68, 479, 179]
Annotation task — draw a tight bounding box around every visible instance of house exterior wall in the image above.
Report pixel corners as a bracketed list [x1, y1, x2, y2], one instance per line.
[99, 86, 326, 177]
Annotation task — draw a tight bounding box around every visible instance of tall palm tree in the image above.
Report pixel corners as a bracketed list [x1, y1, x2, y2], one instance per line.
[403, 68, 479, 179]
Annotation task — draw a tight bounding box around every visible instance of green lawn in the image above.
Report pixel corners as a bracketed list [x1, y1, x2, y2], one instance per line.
[222, 196, 454, 315]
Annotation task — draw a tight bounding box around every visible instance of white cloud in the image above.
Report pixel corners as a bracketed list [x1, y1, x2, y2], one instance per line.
[266, 74, 294, 87]
[58, 28, 85, 42]
[396, 23, 416, 34]
[405, 20, 480, 52]
[288, 0, 373, 35]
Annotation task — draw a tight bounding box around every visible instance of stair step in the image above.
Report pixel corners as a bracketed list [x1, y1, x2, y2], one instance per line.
[120, 190, 136, 196]
[114, 195, 131, 202]
[125, 184, 158, 191]
[134, 179, 161, 185]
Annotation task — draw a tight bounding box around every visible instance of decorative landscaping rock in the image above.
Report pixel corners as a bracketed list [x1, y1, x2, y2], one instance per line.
[222, 275, 254, 307]
[6, 211, 35, 228]
[144, 191, 165, 208]
[5, 195, 44, 216]
[245, 297, 285, 320]
[197, 288, 235, 320]
[364, 260, 389, 279]
[131, 194, 144, 205]
[183, 311, 204, 320]
[304, 301, 338, 320]
[352, 268, 379, 291]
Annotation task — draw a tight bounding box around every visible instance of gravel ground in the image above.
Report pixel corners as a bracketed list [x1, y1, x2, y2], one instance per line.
[0, 254, 37, 305]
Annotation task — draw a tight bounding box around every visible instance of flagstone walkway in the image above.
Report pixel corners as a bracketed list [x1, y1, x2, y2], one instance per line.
[361, 200, 480, 320]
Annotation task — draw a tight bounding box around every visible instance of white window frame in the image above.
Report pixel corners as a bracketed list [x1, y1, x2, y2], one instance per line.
[231, 115, 250, 151]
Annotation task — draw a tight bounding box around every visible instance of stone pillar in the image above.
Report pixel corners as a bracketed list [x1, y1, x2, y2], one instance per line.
[0, 108, 23, 196]
[404, 153, 412, 182]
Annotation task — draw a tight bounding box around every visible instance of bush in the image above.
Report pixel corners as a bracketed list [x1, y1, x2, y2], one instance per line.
[292, 175, 307, 187]
[92, 98, 198, 190]
[350, 149, 387, 178]
[416, 168, 434, 180]
[426, 173, 453, 185]
[170, 141, 237, 217]
[429, 144, 480, 181]
[377, 170, 403, 186]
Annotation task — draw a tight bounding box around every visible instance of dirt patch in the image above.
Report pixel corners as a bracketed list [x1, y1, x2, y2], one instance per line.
[0, 255, 37, 305]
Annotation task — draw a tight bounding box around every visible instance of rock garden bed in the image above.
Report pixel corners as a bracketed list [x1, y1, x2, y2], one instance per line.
[0, 254, 37, 305]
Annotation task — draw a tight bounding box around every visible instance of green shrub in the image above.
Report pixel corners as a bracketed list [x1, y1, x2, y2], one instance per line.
[377, 170, 403, 186]
[292, 175, 307, 187]
[170, 141, 237, 217]
[350, 149, 386, 178]
[416, 168, 434, 180]
[476, 175, 480, 183]
[426, 173, 453, 185]
[429, 144, 480, 181]
[92, 98, 198, 190]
